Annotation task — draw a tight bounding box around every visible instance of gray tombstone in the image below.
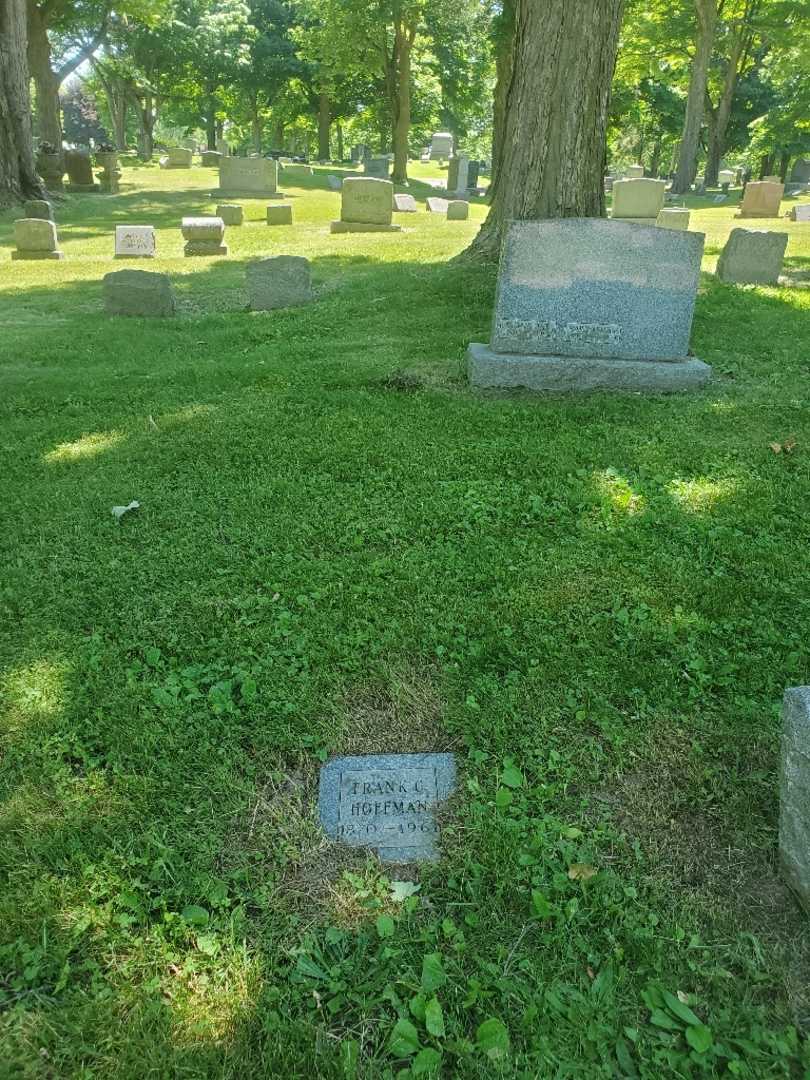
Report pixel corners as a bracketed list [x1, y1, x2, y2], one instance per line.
[181, 216, 228, 256]
[446, 200, 469, 221]
[790, 204, 810, 222]
[393, 193, 418, 213]
[327, 174, 342, 191]
[429, 132, 453, 161]
[467, 160, 480, 190]
[426, 197, 449, 213]
[114, 225, 156, 258]
[468, 218, 711, 392]
[11, 218, 63, 260]
[266, 203, 293, 225]
[364, 156, 390, 179]
[23, 199, 53, 221]
[330, 177, 401, 233]
[216, 203, 244, 226]
[65, 150, 98, 192]
[103, 269, 175, 317]
[247, 255, 312, 310]
[217, 157, 278, 196]
[319, 753, 456, 862]
[716, 228, 788, 285]
[447, 155, 469, 195]
[781, 687, 810, 912]
[201, 150, 222, 167]
[790, 159, 810, 184]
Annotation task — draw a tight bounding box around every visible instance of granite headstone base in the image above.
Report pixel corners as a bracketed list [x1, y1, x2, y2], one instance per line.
[468, 343, 711, 393]
[330, 221, 401, 233]
[780, 686, 810, 913]
[184, 242, 229, 256]
[11, 249, 64, 260]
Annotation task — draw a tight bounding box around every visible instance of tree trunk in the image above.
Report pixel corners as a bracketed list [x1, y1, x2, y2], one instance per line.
[27, 1, 62, 150]
[705, 22, 749, 188]
[131, 91, 155, 161]
[779, 151, 790, 182]
[273, 118, 284, 150]
[649, 139, 662, 178]
[317, 93, 331, 160]
[392, 23, 414, 184]
[1, 0, 44, 204]
[336, 121, 344, 162]
[206, 96, 216, 150]
[97, 69, 128, 151]
[464, 0, 624, 261]
[758, 153, 774, 179]
[490, 0, 515, 198]
[671, 0, 718, 194]
[252, 115, 262, 154]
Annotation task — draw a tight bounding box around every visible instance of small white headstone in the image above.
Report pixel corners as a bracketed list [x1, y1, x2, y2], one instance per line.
[114, 225, 156, 258]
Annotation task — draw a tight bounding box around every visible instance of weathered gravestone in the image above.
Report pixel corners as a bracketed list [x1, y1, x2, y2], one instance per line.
[216, 203, 244, 226]
[163, 147, 193, 168]
[791, 159, 810, 184]
[447, 155, 469, 195]
[319, 753, 456, 862]
[627, 163, 645, 179]
[447, 200, 469, 221]
[429, 132, 453, 161]
[351, 144, 367, 163]
[426, 197, 449, 213]
[790, 204, 810, 222]
[738, 181, 784, 218]
[604, 176, 615, 193]
[467, 160, 481, 190]
[181, 216, 228, 256]
[266, 203, 293, 225]
[716, 228, 788, 286]
[201, 150, 222, 167]
[11, 219, 63, 260]
[284, 164, 314, 177]
[217, 157, 279, 196]
[393, 193, 418, 213]
[247, 255, 312, 310]
[611, 178, 666, 223]
[657, 208, 691, 231]
[780, 686, 810, 913]
[330, 177, 401, 233]
[24, 199, 53, 221]
[467, 219, 711, 392]
[364, 157, 390, 179]
[114, 225, 156, 259]
[327, 174, 343, 191]
[718, 169, 736, 189]
[65, 150, 98, 192]
[103, 269, 175, 317]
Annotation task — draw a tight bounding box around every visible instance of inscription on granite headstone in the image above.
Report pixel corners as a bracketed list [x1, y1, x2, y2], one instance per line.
[319, 753, 455, 861]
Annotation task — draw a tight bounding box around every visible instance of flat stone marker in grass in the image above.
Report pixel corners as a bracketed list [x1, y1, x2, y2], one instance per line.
[247, 255, 312, 310]
[24, 199, 53, 221]
[114, 225, 156, 259]
[181, 216, 228, 256]
[266, 203, 293, 226]
[426, 197, 449, 213]
[103, 269, 175, 317]
[716, 228, 788, 286]
[217, 157, 279, 197]
[216, 203, 244, 226]
[468, 218, 711, 392]
[319, 753, 456, 862]
[780, 686, 810, 913]
[12, 218, 63, 260]
[657, 208, 690, 231]
[611, 178, 666, 224]
[330, 177, 401, 234]
[393, 193, 417, 212]
[737, 180, 784, 218]
[447, 200, 469, 221]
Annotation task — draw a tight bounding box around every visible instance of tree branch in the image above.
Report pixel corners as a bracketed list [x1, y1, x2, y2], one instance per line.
[56, 20, 108, 82]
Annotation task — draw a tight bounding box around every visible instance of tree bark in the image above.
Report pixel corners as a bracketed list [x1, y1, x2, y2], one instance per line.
[490, 0, 515, 197]
[779, 150, 790, 182]
[464, 0, 624, 261]
[704, 11, 753, 187]
[336, 120, 343, 162]
[130, 90, 155, 161]
[1, 0, 44, 204]
[252, 115, 262, 154]
[273, 118, 284, 150]
[671, 0, 718, 194]
[27, 1, 62, 149]
[392, 22, 415, 183]
[317, 92, 330, 160]
[95, 66, 128, 150]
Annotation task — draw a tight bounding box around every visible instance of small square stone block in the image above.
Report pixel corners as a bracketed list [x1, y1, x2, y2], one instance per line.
[12, 218, 62, 259]
[393, 193, 417, 212]
[181, 216, 225, 242]
[247, 255, 312, 310]
[426, 197, 448, 213]
[267, 204, 293, 225]
[780, 686, 810, 913]
[447, 200, 469, 221]
[657, 208, 690, 231]
[319, 753, 456, 862]
[104, 269, 175, 317]
[115, 225, 156, 258]
[24, 199, 53, 221]
[216, 203, 244, 226]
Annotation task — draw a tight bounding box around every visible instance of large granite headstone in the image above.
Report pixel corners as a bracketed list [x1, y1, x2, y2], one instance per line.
[468, 218, 710, 392]
[103, 269, 175, 317]
[780, 687, 810, 913]
[716, 228, 788, 285]
[429, 132, 453, 161]
[247, 255, 312, 310]
[114, 225, 156, 258]
[738, 181, 784, 218]
[364, 156, 390, 179]
[319, 753, 456, 862]
[612, 178, 666, 223]
[447, 155, 469, 195]
[330, 177, 401, 233]
[217, 157, 278, 196]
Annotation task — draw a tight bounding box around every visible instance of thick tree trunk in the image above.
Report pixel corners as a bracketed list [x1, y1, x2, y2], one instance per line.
[97, 70, 128, 150]
[206, 96, 216, 150]
[336, 121, 343, 162]
[490, 0, 515, 198]
[1, 0, 44, 204]
[758, 153, 774, 179]
[465, 0, 624, 261]
[27, 2, 62, 149]
[317, 93, 330, 160]
[252, 115, 262, 154]
[779, 151, 790, 182]
[131, 92, 155, 161]
[671, 0, 718, 194]
[392, 25, 414, 184]
[649, 139, 662, 178]
[273, 118, 284, 150]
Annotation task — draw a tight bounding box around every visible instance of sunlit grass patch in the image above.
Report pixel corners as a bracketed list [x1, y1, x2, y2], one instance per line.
[667, 475, 738, 512]
[44, 430, 125, 464]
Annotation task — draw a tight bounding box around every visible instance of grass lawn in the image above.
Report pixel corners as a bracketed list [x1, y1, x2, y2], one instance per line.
[1, 161, 810, 1078]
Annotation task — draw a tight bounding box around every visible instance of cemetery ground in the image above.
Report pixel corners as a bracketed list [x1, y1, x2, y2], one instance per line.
[1, 162, 810, 1078]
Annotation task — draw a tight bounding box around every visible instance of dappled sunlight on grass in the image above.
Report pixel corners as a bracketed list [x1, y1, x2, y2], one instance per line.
[592, 468, 646, 517]
[667, 476, 739, 513]
[1, 656, 71, 729]
[44, 430, 125, 464]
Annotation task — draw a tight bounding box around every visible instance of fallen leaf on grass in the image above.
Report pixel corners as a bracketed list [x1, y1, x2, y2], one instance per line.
[769, 436, 797, 454]
[568, 863, 598, 881]
[111, 501, 140, 521]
